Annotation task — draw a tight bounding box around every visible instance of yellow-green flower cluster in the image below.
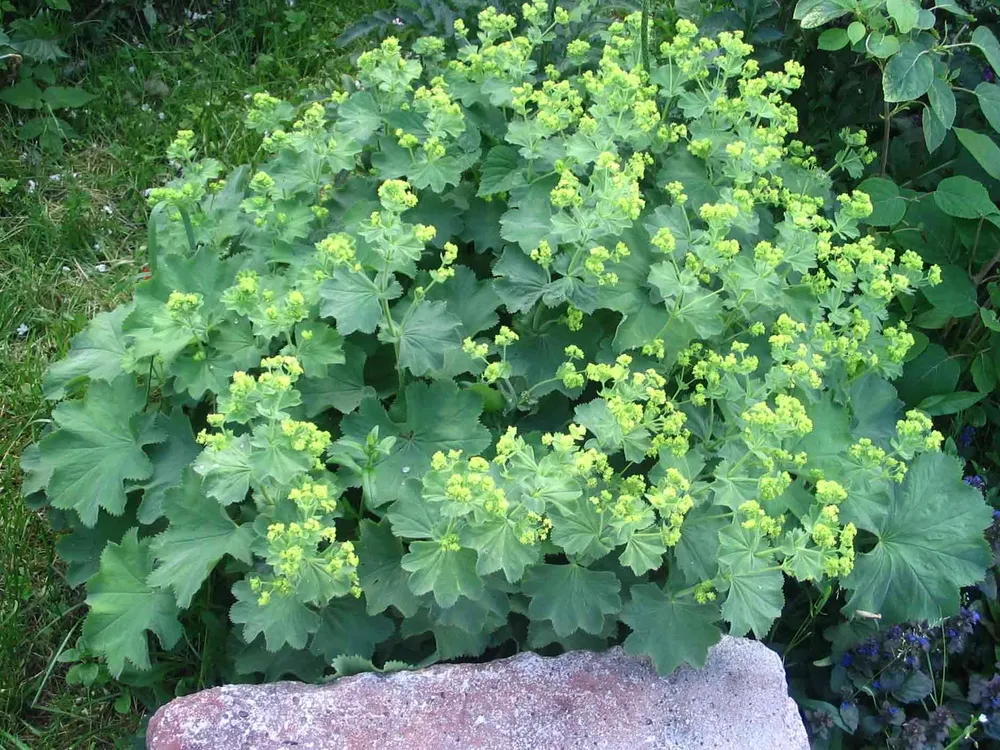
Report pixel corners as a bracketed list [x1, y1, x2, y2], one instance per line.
[648, 468, 695, 546]
[430, 241, 459, 284]
[894, 410, 944, 459]
[166, 129, 197, 163]
[250, 521, 360, 605]
[738, 499, 785, 538]
[378, 179, 419, 213]
[287, 480, 338, 515]
[681, 342, 759, 405]
[742, 394, 813, 441]
[583, 242, 630, 286]
[429, 450, 511, 516]
[315, 232, 360, 272]
[280, 418, 332, 470]
[849, 438, 908, 483]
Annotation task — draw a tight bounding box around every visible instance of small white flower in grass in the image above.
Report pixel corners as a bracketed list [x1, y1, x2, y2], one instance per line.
[49, 174, 61, 182]
[102, 205, 113, 216]
[393, 17, 404, 26]
[128, 65, 136, 73]
[62, 266, 70, 272]
[96, 263, 108, 273]
[27, 180, 36, 193]
[16, 323, 28, 337]
[243, 93, 252, 101]
[141, 103, 151, 112]
[980, 714, 989, 724]
[158, 112, 165, 120]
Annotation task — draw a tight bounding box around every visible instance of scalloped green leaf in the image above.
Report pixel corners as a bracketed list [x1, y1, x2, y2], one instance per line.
[83, 530, 182, 676]
[37, 377, 166, 527]
[521, 563, 622, 636]
[148, 471, 254, 608]
[842, 452, 992, 622]
[621, 580, 721, 675]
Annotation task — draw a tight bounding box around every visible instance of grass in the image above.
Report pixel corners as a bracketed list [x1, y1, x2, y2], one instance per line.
[0, 1, 386, 746]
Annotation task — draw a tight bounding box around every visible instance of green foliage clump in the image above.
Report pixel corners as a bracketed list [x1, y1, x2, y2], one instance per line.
[23, 4, 994, 689]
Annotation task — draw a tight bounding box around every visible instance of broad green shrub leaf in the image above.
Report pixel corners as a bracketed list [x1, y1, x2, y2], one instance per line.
[843, 453, 992, 622]
[125, 248, 237, 367]
[897, 344, 961, 405]
[621, 581, 721, 674]
[521, 564, 622, 636]
[794, 0, 851, 29]
[976, 82, 1000, 134]
[923, 106, 948, 153]
[927, 79, 956, 129]
[286, 322, 344, 376]
[148, 471, 254, 608]
[866, 33, 901, 59]
[849, 375, 903, 446]
[922, 264, 978, 318]
[972, 350, 997, 392]
[673, 505, 728, 584]
[973, 27, 1000, 75]
[818, 29, 849, 51]
[886, 0, 919, 34]
[934, 176, 997, 219]
[37, 377, 165, 527]
[955, 127, 1000, 180]
[84, 530, 183, 676]
[883, 43, 934, 102]
[235, 641, 327, 683]
[936, 0, 972, 17]
[43, 305, 130, 400]
[858, 177, 905, 227]
[916, 391, 986, 415]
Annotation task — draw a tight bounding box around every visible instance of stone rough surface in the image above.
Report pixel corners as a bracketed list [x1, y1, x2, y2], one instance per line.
[147, 636, 808, 750]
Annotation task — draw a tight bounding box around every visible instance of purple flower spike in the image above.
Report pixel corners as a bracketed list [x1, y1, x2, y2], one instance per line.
[965, 475, 987, 492]
[958, 425, 976, 449]
[986, 66, 996, 83]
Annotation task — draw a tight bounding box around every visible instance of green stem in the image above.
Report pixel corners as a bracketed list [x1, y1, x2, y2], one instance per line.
[880, 98, 892, 176]
[180, 208, 198, 254]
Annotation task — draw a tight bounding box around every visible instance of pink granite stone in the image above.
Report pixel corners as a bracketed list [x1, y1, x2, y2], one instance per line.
[147, 637, 809, 750]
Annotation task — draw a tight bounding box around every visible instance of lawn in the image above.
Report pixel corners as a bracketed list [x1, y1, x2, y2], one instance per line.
[0, 2, 384, 745]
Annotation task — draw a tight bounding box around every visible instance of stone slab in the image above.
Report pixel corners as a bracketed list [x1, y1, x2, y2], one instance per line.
[147, 636, 808, 750]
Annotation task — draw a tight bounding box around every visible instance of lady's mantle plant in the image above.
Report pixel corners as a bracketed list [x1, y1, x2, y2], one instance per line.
[23, 4, 996, 685]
